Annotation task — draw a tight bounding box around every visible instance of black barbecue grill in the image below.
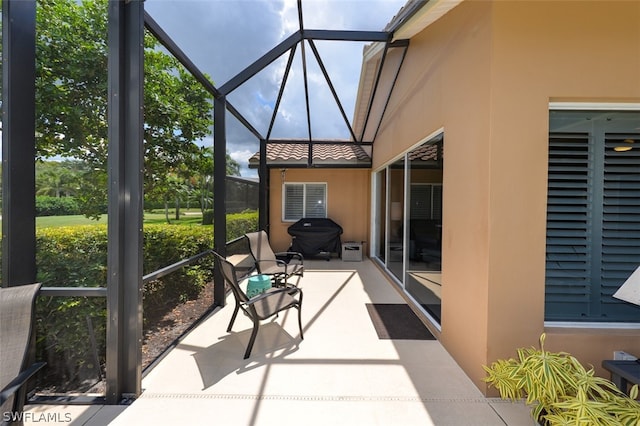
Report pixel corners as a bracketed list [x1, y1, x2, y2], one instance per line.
[287, 218, 343, 260]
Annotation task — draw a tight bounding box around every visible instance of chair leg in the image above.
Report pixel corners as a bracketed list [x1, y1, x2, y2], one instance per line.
[244, 319, 260, 359]
[297, 292, 304, 340]
[227, 302, 240, 332]
[297, 306, 304, 340]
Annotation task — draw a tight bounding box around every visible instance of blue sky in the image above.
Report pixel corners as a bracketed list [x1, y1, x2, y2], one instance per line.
[145, 0, 407, 176]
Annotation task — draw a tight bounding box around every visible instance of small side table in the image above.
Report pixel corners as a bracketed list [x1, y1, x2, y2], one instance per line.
[602, 359, 640, 395]
[246, 275, 272, 298]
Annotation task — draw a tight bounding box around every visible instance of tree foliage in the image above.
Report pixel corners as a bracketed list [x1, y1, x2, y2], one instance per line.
[33, 0, 240, 219]
[185, 146, 241, 215]
[35, 0, 109, 161]
[35, 160, 84, 197]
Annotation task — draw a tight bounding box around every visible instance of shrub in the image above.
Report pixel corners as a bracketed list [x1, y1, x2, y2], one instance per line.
[484, 334, 640, 425]
[201, 209, 257, 233]
[142, 225, 214, 314]
[36, 196, 81, 216]
[226, 210, 258, 240]
[202, 209, 214, 225]
[36, 225, 110, 390]
[32, 212, 258, 391]
[35, 224, 214, 391]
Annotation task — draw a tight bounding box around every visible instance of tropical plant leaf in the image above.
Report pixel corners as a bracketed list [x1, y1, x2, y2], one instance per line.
[483, 359, 524, 400]
[483, 334, 640, 426]
[630, 384, 639, 401]
[552, 388, 619, 425]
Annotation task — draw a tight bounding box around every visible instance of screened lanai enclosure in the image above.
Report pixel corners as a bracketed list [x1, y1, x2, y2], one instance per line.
[1, 0, 414, 405]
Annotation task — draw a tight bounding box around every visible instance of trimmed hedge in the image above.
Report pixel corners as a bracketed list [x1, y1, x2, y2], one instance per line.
[33, 210, 258, 391]
[225, 210, 259, 241]
[202, 209, 214, 225]
[35, 225, 110, 389]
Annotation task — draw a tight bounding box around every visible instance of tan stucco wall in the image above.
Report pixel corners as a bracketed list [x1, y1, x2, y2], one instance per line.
[373, 0, 640, 394]
[267, 168, 371, 254]
[489, 0, 640, 386]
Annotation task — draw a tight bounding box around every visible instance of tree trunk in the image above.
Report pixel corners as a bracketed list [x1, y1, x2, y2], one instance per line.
[164, 195, 170, 223]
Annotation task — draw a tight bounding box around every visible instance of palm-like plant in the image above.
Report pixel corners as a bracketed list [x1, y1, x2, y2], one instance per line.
[36, 164, 79, 197]
[484, 334, 640, 425]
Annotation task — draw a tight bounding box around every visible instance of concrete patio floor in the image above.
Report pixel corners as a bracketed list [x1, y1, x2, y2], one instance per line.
[24, 258, 536, 425]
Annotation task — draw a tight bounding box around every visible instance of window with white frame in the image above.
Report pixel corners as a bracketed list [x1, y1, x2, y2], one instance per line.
[283, 183, 327, 221]
[545, 108, 640, 322]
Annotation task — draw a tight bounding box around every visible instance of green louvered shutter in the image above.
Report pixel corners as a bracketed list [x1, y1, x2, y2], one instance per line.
[600, 134, 640, 320]
[545, 111, 640, 322]
[545, 133, 592, 320]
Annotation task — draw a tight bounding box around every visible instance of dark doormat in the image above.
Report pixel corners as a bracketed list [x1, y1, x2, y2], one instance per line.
[365, 304, 435, 340]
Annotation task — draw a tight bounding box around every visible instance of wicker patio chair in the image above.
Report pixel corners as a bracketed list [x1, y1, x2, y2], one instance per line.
[1, 283, 46, 426]
[214, 252, 303, 359]
[246, 230, 304, 286]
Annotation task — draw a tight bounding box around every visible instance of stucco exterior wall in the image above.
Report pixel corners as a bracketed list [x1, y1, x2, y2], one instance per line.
[374, 0, 494, 393]
[489, 0, 640, 382]
[373, 0, 640, 394]
[267, 168, 371, 254]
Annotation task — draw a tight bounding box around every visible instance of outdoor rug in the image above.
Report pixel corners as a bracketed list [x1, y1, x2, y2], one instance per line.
[365, 303, 435, 340]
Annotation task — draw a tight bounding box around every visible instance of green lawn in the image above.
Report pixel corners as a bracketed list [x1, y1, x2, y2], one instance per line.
[35, 214, 108, 228]
[31, 211, 205, 228]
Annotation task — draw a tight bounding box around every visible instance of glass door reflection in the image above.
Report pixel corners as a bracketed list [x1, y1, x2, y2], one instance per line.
[405, 138, 443, 323]
[387, 158, 405, 280]
[375, 170, 387, 262]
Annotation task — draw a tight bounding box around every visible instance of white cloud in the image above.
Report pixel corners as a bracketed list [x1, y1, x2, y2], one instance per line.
[279, 0, 299, 39]
[230, 148, 255, 164]
[230, 148, 258, 177]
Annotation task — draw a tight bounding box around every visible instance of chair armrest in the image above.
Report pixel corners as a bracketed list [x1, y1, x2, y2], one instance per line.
[0, 362, 46, 406]
[274, 252, 304, 263]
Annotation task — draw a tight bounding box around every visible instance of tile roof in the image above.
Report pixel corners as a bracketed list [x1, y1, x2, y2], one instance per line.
[249, 142, 371, 167]
[408, 143, 440, 162]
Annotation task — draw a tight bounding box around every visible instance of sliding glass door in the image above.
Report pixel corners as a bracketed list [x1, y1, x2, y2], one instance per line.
[373, 134, 444, 325]
[405, 138, 443, 323]
[374, 170, 387, 261]
[387, 158, 405, 280]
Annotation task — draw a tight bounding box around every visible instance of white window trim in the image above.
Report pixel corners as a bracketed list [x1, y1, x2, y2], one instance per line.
[282, 182, 327, 222]
[549, 102, 640, 111]
[545, 102, 640, 328]
[545, 321, 640, 330]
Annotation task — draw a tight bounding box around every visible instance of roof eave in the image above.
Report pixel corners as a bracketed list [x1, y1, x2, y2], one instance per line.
[352, 0, 465, 136]
[248, 159, 372, 169]
[390, 0, 465, 41]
